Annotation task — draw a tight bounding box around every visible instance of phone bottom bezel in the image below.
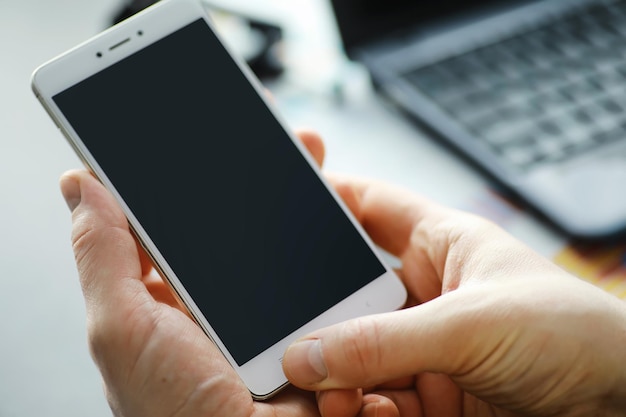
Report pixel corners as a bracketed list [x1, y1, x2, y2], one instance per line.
[227, 270, 406, 400]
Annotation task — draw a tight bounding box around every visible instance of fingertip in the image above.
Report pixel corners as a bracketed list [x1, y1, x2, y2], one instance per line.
[283, 339, 328, 388]
[359, 394, 400, 417]
[60, 170, 83, 212]
[296, 129, 325, 167]
[329, 176, 361, 221]
[62, 169, 129, 230]
[317, 389, 362, 417]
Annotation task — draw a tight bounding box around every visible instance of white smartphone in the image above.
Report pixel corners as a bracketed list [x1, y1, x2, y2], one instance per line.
[32, 0, 407, 400]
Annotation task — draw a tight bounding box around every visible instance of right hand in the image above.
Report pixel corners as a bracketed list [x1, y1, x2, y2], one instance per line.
[283, 175, 626, 417]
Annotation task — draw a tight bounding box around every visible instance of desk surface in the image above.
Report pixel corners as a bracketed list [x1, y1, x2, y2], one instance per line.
[1, 1, 624, 416]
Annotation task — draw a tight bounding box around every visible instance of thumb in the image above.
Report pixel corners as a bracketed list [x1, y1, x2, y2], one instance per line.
[283, 288, 503, 390]
[59, 170, 148, 324]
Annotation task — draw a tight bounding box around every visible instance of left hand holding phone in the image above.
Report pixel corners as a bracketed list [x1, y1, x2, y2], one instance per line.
[61, 131, 327, 417]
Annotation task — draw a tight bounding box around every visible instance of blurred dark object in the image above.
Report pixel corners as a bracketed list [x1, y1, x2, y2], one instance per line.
[111, 0, 155, 23]
[111, 0, 284, 79]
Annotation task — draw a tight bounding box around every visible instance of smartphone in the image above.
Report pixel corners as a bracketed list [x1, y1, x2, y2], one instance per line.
[32, 0, 407, 400]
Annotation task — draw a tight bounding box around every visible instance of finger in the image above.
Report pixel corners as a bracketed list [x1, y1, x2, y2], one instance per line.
[60, 170, 152, 321]
[131, 232, 185, 310]
[141, 271, 184, 309]
[358, 394, 400, 417]
[328, 175, 361, 222]
[324, 174, 450, 259]
[362, 391, 422, 417]
[296, 129, 325, 167]
[368, 376, 415, 392]
[61, 171, 254, 416]
[60, 169, 165, 375]
[325, 174, 454, 302]
[415, 373, 462, 416]
[283, 288, 499, 390]
[254, 386, 318, 417]
[323, 174, 550, 303]
[134, 234, 154, 277]
[317, 389, 362, 417]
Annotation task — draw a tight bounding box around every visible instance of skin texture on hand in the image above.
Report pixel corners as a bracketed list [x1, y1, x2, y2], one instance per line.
[59, 131, 327, 417]
[282, 174, 626, 417]
[61, 129, 626, 417]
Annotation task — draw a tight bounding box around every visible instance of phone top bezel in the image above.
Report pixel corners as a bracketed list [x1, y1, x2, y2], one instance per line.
[31, 0, 203, 99]
[32, 0, 407, 400]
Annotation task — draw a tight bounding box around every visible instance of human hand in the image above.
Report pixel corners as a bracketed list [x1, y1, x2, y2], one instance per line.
[282, 175, 626, 417]
[59, 131, 326, 417]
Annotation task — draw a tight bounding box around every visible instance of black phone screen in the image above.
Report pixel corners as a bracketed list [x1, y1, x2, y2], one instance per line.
[53, 18, 386, 366]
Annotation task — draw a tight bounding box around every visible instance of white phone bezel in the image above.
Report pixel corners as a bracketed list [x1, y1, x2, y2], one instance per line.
[32, 0, 407, 400]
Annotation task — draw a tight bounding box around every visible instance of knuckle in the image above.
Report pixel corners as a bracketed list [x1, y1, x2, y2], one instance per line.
[86, 298, 160, 383]
[86, 314, 118, 369]
[339, 317, 384, 383]
[72, 229, 99, 279]
[71, 221, 131, 285]
[70, 214, 96, 260]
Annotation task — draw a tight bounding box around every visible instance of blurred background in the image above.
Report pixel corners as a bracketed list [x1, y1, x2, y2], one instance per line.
[1, 1, 625, 416]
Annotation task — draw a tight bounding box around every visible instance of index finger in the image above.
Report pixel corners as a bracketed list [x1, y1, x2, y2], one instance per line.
[328, 173, 452, 259]
[327, 174, 558, 303]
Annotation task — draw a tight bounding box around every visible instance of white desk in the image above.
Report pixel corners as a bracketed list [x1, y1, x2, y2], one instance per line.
[0, 1, 573, 416]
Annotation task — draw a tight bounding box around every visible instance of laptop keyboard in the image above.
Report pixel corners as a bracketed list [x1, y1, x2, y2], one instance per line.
[405, 0, 626, 169]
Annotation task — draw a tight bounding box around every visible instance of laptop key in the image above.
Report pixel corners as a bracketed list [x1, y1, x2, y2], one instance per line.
[499, 138, 542, 168]
[402, 0, 626, 170]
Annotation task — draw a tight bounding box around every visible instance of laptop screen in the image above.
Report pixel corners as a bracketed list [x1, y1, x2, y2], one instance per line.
[329, 0, 535, 56]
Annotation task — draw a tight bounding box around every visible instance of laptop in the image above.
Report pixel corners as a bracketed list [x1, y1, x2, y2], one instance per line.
[328, 0, 626, 240]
